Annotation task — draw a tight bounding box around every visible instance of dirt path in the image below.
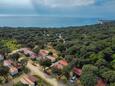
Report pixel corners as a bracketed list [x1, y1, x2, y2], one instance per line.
[2, 74, 26, 86]
[27, 61, 67, 86]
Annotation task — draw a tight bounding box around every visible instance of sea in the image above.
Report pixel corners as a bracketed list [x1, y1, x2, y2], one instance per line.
[0, 16, 101, 28]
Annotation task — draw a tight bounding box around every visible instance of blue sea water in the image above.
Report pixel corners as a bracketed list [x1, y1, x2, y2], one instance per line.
[0, 16, 98, 27]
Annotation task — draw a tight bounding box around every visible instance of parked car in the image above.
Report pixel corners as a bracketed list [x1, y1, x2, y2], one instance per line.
[69, 76, 77, 83]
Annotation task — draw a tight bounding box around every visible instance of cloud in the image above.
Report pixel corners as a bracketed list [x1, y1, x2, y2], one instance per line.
[0, 0, 32, 7]
[33, 0, 95, 8]
[0, 0, 115, 19]
[0, 0, 37, 15]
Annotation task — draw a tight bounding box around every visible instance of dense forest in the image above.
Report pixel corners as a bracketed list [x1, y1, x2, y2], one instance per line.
[0, 22, 115, 86]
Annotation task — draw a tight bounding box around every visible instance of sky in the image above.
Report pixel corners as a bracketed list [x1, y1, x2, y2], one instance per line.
[0, 0, 115, 19]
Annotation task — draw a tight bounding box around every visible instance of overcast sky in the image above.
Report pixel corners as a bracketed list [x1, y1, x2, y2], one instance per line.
[0, 0, 115, 18]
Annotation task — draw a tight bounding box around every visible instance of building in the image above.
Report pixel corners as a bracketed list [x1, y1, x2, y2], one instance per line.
[51, 60, 68, 70]
[9, 66, 18, 76]
[38, 50, 49, 57]
[4, 60, 19, 76]
[46, 56, 56, 62]
[38, 50, 49, 60]
[20, 75, 38, 86]
[4, 60, 13, 67]
[73, 67, 82, 77]
[20, 48, 37, 59]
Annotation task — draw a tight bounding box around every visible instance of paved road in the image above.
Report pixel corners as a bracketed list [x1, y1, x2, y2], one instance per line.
[27, 61, 67, 86]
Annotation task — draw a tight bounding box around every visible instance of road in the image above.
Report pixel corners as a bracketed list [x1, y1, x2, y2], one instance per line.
[27, 61, 67, 86]
[2, 74, 26, 86]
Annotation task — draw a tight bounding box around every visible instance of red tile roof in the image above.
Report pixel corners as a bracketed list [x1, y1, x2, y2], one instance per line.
[53, 60, 68, 69]
[21, 75, 38, 85]
[39, 50, 49, 57]
[96, 79, 106, 86]
[46, 56, 56, 62]
[28, 75, 38, 82]
[9, 66, 18, 73]
[20, 48, 37, 58]
[4, 60, 13, 66]
[73, 67, 82, 76]
[59, 60, 68, 66]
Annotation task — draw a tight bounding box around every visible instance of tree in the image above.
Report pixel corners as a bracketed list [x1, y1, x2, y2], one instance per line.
[110, 83, 115, 86]
[75, 59, 91, 67]
[95, 59, 108, 67]
[51, 67, 62, 75]
[66, 45, 78, 55]
[103, 47, 113, 62]
[80, 73, 97, 86]
[39, 59, 52, 69]
[32, 47, 40, 54]
[0, 77, 4, 84]
[111, 60, 115, 70]
[112, 54, 115, 59]
[65, 55, 73, 63]
[19, 58, 28, 66]
[0, 66, 9, 82]
[102, 70, 115, 83]
[9, 53, 20, 61]
[56, 43, 66, 53]
[48, 51, 53, 56]
[98, 66, 110, 77]
[89, 52, 104, 62]
[82, 64, 99, 75]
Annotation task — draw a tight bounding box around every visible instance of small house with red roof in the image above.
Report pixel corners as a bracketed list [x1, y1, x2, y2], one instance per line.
[20, 75, 38, 86]
[20, 48, 37, 59]
[38, 50, 56, 62]
[38, 50, 49, 57]
[51, 60, 68, 70]
[73, 67, 82, 77]
[3, 60, 13, 67]
[4, 60, 19, 76]
[9, 66, 18, 76]
[45, 56, 56, 62]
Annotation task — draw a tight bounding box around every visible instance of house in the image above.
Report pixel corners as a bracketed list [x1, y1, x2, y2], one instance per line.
[19, 48, 30, 54]
[4, 60, 19, 76]
[30, 54, 37, 59]
[13, 63, 22, 70]
[73, 67, 82, 77]
[9, 66, 18, 76]
[46, 56, 56, 62]
[20, 75, 38, 86]
[4, 60, 13, 67]
[96, 78, 106, 86]
[38, 50, 49, 60]
[20, 48, 37, 59]
[0, 54, 4, 61]
[38, 50, 49, 57]
[51, 60, 68, 70]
